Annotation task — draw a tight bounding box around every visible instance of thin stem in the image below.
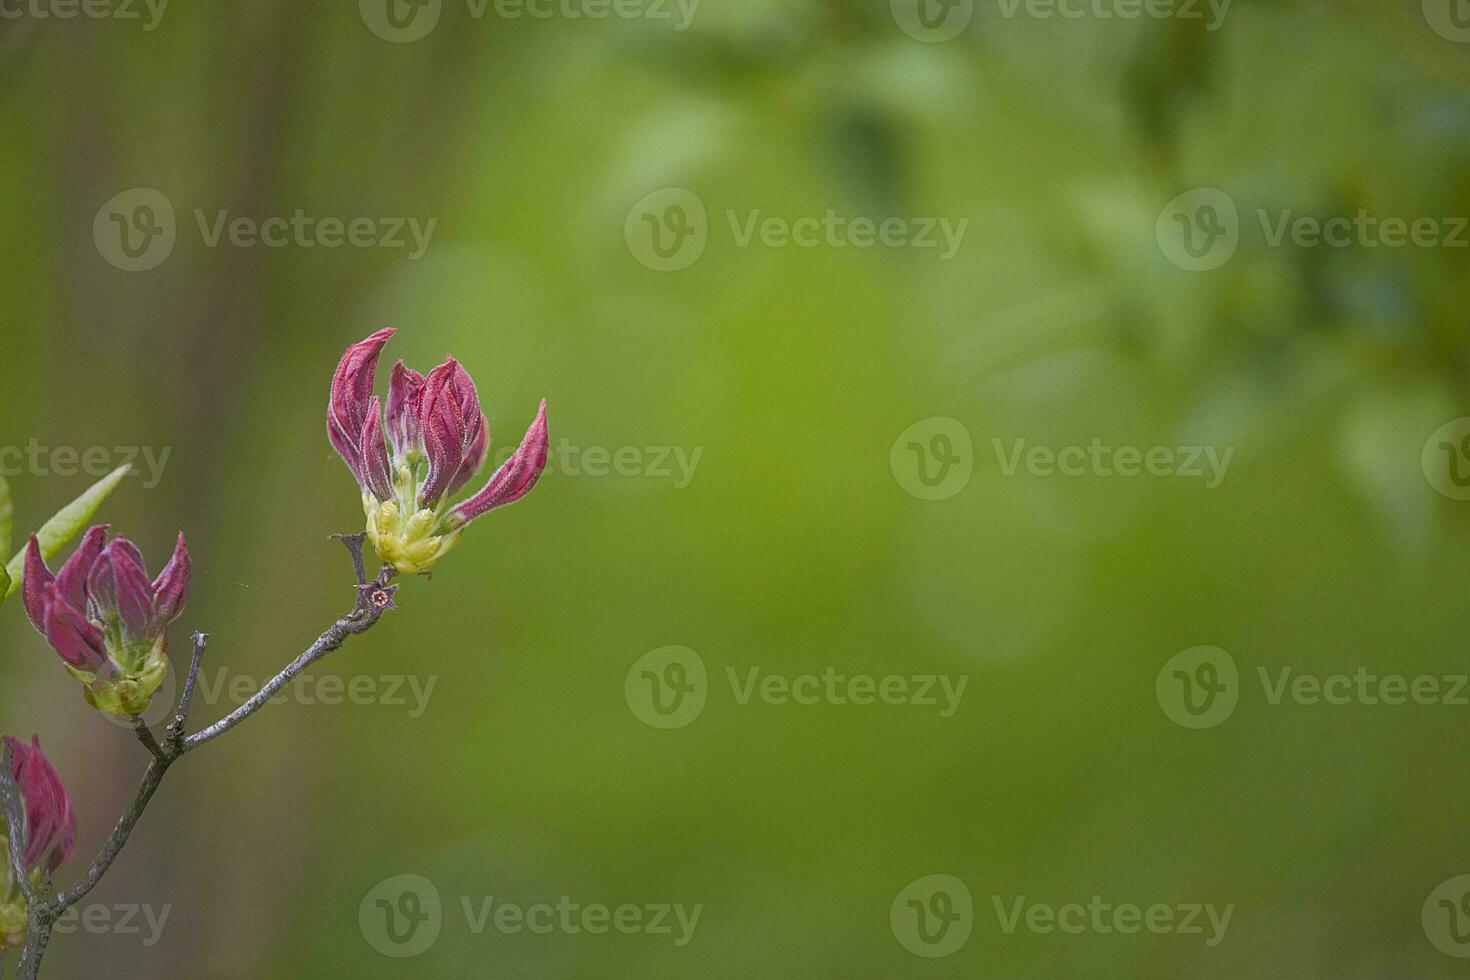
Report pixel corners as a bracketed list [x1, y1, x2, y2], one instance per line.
[13, 534, 398, 978]
[0, 744, 32, 905]
[56, 758, 167, 909]
[15, 920, 50, 980]
[130, 719, 167, 765]
[183, 565, 395, 752]
[165, 633, 209, 748]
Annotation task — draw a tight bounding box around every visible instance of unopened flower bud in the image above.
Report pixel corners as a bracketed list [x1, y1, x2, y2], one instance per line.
[0, 735, 76, 949]
[21, 529, 189, 718]
[327, 330, 549, 574]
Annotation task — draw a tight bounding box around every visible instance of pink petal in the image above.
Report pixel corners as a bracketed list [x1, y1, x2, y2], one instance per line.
[42, 586, 110, 673]
[386, 361, 425, 457]
[21, 535, 56, 635]
[327, 328, 395, 484]
[360, 396, 394, 502]
[54, 525, 108, 616]
[453, 400, 549, 524]
[150, 532, 191, 633]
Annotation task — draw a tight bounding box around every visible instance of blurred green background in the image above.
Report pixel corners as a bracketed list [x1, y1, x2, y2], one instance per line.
[5, 0, 1470, 976]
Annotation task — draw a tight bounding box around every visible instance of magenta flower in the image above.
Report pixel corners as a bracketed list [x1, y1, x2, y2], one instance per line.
[327, 328, 549, 573]
[0, 735, 76, 948]
[21, 527, 189, 717]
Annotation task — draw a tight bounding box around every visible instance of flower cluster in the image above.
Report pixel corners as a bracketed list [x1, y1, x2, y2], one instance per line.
[328, 328, 549, 573]
[0, 736, 75, 949]
[22, 527, 190, 718]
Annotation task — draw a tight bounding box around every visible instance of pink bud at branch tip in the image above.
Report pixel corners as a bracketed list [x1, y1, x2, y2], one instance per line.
[327, 329, 549, 574]
[20, 526, 190, 716]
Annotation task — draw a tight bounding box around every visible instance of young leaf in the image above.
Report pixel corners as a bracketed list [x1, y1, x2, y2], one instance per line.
[2, 464, 131, 599]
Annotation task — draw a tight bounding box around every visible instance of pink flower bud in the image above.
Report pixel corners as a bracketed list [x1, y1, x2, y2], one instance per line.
[326, 330, 549, 574]
[21, 528, 186, 715]
[452, 399, 549, 525]
[2, 734, 76, 875]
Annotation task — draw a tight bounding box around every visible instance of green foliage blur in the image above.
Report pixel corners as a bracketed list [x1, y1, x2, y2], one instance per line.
[4, 0, 1470, 976]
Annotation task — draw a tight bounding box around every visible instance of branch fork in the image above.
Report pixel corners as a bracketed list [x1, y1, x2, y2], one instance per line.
[0, 535, 396, 979]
